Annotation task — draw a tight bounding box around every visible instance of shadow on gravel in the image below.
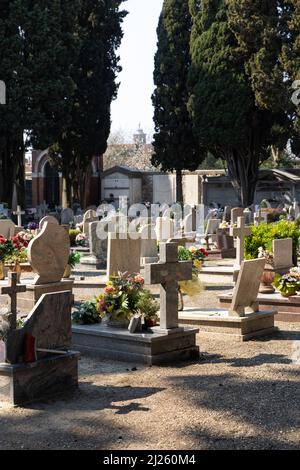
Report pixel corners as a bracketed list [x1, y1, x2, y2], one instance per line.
[168, 373, 300, 449]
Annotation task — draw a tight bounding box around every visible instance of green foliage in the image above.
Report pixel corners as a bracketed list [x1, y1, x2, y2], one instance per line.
[68, 251, 81, 269]
[245, 221, 300, 260]
[152, 0, 201, 202]
[50, 0, 127, 206]
[189, 0, 290, 206]
[72, 301, 100, 325]
[136, 289, 160, 319]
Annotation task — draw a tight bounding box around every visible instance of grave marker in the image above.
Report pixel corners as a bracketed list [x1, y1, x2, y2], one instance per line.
[230, 216, 252, 279]
[144, 242, 192, 330]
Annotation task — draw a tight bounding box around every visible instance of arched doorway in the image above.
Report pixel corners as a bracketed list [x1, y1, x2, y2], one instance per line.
[44, 162, 60, 209]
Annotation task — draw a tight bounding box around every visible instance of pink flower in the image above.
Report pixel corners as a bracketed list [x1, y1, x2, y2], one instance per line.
[105, 285, 115, 294]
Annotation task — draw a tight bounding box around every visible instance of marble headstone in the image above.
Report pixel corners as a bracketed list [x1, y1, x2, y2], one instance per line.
[28, 221, 70, 285]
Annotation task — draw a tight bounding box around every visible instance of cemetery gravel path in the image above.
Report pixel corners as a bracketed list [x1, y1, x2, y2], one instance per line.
[0, 289, 299, 450]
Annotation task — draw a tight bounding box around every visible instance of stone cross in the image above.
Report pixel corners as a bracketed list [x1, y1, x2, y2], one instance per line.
[144, 242, 192, 330]
[13, 205, 25, 227]
[0, 272, 26, 330]
[230, 216, 252, 276]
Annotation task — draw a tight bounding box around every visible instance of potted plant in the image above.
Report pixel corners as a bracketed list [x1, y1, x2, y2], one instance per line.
[72, 300, 101, 325]
[96, 273, 145, 328]
[64, 251, 81, 278]
[136, 289, 159, 327]
[274, 269, 300, 297]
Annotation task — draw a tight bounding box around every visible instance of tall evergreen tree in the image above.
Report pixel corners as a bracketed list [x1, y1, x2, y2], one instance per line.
[152, 0, 200, 204]
[50, 0, 126, 207]
[0, 0, 79, 207]
[189, 0, 289, 206]
[281, 0, 300, 155]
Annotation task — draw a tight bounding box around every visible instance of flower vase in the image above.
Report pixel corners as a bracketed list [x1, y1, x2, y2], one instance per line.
[259, 265, 275, 294]
[0, 261, 5, 281]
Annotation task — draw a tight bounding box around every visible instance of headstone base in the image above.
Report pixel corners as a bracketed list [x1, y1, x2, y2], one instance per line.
[80, 255, 106, 270]
[72, 324, 199, 365]
[179, 308, 277, 342]
[16, 280, 74, 313]
[0, 351, 80, 406]
[219, 292, 300, 323]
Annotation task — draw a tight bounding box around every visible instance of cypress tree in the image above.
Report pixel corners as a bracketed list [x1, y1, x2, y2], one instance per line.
[152, 0, 200, 204]
[50, 0, 126, 207]
[189, 0, 289, 206]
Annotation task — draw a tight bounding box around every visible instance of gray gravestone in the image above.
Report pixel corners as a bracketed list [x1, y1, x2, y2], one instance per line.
[61, 208, 74, 226]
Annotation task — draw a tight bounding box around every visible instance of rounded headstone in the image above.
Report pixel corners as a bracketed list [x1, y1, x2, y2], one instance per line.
[28, 221, 70, 285]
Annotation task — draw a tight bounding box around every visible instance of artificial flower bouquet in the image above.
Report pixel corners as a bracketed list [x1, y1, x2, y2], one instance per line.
[96, 273, 159, 327]
[75, 233, 87, 247]
[274, 268, 300, 297]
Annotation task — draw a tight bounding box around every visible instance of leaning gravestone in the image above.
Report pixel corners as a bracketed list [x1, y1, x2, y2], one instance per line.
[0, 271, 79, 405]
[39, 215, 59, 230]
[140, 224, 158, 265]
[107, 232, 141, 278]
[60, 208, 74, 226]
[179, 258, 278, 341]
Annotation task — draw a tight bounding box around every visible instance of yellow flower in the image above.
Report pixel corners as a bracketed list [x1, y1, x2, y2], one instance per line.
[194, 259, 202, 270]
[189, 246, 197, 254]
[106, 281, 113, 286]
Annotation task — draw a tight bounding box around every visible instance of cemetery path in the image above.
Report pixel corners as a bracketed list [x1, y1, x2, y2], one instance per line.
[0, 319, 299, 450]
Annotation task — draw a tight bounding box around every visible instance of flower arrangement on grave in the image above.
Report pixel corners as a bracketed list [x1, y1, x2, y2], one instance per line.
[69, 228, 81, 246]
[96, 273, 150, 327]
[75, 233, 87, 247]
[135, 288, 160, 327]
[72, 300, 100, 325]
[177, 246, 206, 307]
[0, 236, 14, 262]
[274, 268, 300, 298]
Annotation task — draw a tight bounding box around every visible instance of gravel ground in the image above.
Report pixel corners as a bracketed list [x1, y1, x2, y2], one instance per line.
[0, 283, 299, 451]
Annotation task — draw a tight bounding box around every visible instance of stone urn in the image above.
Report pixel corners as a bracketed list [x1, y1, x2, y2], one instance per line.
[259, 264, 276, 294]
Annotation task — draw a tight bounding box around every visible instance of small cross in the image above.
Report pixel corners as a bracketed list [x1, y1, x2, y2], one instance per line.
[230, 217, 252, 273]
[13, 205, 25, 227]
[0, 272, 26, 330]
[144, 242, 192, 330]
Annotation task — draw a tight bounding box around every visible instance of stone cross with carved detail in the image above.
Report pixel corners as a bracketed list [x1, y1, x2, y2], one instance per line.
[13, 205, 25, 227]
[230, 216, 252, 276]
[0, 272, 26, 330]
[144, 242, 192, 330]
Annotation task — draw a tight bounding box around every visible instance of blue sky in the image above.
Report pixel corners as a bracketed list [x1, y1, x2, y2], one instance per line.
[110, 0, 164, 142]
